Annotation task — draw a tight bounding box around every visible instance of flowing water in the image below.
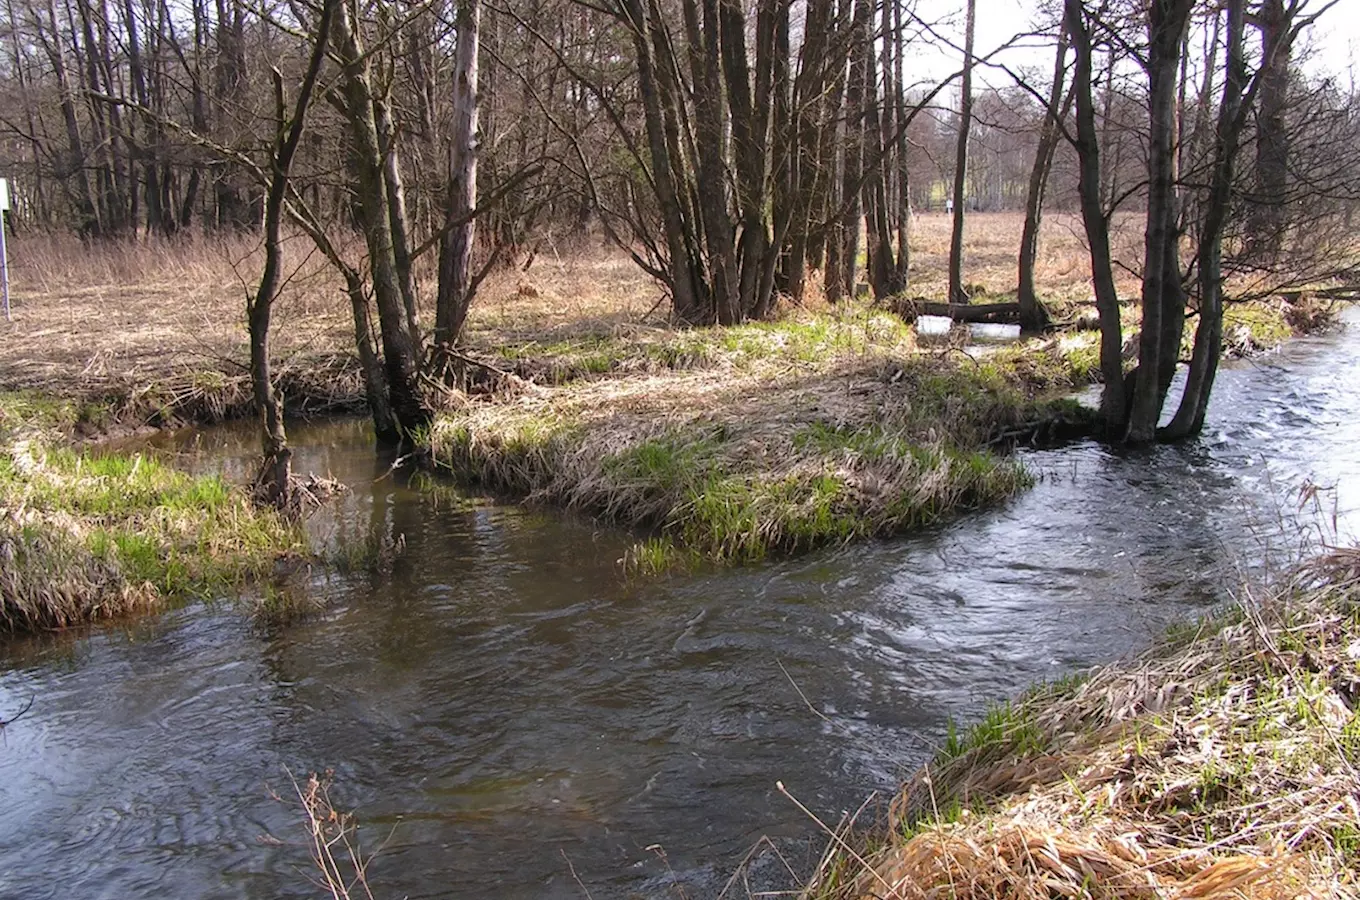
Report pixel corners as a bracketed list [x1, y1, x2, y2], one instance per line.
[2, 315, 1358, 899]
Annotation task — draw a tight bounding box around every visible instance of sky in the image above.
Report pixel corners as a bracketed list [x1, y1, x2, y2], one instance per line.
[904, 0, 1360, 89]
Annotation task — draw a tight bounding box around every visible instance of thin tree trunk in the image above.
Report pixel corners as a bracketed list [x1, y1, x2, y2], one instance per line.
[249, 0, 334, 505]
[623, 0, 704, 323]
[44, 0, 100, 234]
[1017, 26, 1069, 333]
[862, 0, 897, 299]
[1165, 0, 1246, 439]
[435, 0, 481, 350]
[946, 0, 975, 304]
[836, 0, 871, 301]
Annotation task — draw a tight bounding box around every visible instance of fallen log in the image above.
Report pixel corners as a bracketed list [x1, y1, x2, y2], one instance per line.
[889, 297, 1023, 324]
[1276, 287, 1360, 303]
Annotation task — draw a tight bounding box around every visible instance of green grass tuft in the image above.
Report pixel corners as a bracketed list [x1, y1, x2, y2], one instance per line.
[0, 435, 304, 635]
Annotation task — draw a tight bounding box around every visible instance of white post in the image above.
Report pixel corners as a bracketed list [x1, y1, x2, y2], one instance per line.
[0, 178, 9, 322]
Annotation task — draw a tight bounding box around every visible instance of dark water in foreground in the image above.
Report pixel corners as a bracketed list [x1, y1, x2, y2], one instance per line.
[1, 314, 1358, 899]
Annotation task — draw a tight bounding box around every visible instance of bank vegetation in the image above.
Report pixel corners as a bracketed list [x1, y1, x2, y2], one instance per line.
[0, 393, 305, 635]
[801, 548, 1360, 899]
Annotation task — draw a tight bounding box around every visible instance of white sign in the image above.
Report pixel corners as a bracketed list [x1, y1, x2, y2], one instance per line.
[0, 179, 9, 212]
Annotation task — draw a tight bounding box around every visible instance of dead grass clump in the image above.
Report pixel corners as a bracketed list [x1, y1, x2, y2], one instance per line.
[804, 552, 1360, 899]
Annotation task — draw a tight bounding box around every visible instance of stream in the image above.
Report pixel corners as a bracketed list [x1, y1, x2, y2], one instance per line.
[1, 312, 1357, 899]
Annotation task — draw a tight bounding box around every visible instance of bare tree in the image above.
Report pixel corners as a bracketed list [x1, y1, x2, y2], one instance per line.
[249, 0, 336, 505]
[946, 0, 976, 304]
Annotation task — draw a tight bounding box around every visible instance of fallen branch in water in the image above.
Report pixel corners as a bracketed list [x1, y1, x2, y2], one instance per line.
[0, 696, 34, 730]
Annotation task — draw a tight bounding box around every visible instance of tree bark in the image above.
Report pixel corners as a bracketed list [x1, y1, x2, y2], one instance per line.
[1246, 0, 1289, 263]
[1064, 0, 1124, 432]
[622, 0, 704, 323]
[946, 0, 975, 304]
[1126, 0, 1193, 444]
[435, 0, 481, 350]
[1164, 0, 1247, 439]
[248, 0, 334, 505]
[331, 0, 431, 439]
[1016, 25, 1069, 333]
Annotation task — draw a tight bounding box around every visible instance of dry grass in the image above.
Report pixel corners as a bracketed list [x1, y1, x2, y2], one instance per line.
[0, 230, 365, 427]
[428, 309, 1099, 565]
[0, 214, 1325, 434]
[904, 211, 1146, 305]
[801, 550, 1360, 899]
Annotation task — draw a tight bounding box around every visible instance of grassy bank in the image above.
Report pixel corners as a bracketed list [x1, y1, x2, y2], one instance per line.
[0, 393, 304, 635]
[804, 550, 1360, 898]
[428, 311, 1100, 568]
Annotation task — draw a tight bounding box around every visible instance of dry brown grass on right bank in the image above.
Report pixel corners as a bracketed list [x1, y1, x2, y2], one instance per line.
[803, 550, 1360, 900]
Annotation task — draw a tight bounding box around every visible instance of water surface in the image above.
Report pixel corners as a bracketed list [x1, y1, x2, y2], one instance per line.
[2, 315, 1357, 898]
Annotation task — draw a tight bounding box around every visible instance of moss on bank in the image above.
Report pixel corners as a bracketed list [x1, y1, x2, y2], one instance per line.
[0, 394, 305, 635]
[804, 550, 1360, 899]
[428, 315, 1098, 566]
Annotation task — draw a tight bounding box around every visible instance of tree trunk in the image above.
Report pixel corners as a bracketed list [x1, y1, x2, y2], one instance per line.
[1246, 0, 1289, 263]
[1017, 26, 1069, 333]
[862, 0, 899, 300]
[721, 0, 775, 320]
[1126, 0, 1193, 444]
[834, 0, 871, 302]
[249, 0, 334, 505]
[683, 0, 739, 325]
[373, 95, 422, 353]
[331, 0, 431, 439]
[1164, 0, 1247, 439]
[43, 0, 101, 234]
[435, 0, 480, 350]
[1064, 0, 1125, 433]
[946, 0, 975, 304]
[622, 0, 705, 323]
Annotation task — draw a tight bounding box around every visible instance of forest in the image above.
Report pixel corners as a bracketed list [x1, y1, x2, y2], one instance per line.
[1, 0, 1356, 481]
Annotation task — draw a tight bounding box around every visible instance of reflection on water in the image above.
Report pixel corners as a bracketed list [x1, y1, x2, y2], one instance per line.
[1, 315, 1357, 899]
